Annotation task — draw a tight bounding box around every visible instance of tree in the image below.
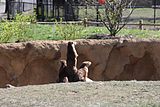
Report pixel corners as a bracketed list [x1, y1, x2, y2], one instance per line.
[98, 0, 135, 36]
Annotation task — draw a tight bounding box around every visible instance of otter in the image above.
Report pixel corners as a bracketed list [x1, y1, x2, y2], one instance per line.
[63, 77, 69, 83]
[57, 60, 68, 83]
[57, 42, 78, 82]
[66, 42, 79, 82]
[57, 42, 93, 83]
[77, 61, 93, 82]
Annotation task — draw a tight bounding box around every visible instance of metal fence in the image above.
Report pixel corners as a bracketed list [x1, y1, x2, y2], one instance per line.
[36, 0, 79, 21]
[7, 1, 36, 19]
[77, 0, 160, 24]
[4, 0, 160, 24]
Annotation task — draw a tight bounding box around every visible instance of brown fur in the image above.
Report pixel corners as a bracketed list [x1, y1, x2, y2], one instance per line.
[77, 61, 92, 81]
[57, 42, 92, 83]
[57, 42, 79, 82]
[67, 42, 78, 68]
[66, 42, 79, 82]
[63, 77, 69, 83]
[57, 60, 68, 83]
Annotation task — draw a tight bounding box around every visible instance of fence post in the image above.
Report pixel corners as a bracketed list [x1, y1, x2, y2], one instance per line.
[85, 5, 87, 17]
[153, 0, 156, 24]
[139, 20, 143, 30]
[23, 2, 24, 11]
[96, 4, 99, 26]
[7, 0, 10, 20]
[83, 18, 88, 27]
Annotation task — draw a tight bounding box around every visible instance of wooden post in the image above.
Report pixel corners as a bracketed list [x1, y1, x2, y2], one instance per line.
[153, 0, 156, 24]
[83, 18, 88, 27]
[139, 20, 143, 30]
[85, 5, 87, 17]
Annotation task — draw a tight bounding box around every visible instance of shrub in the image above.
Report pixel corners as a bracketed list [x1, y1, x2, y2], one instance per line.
[54, 19, 85, 40]
[0, 14, 36, 43]
[98, 0, 135, 36]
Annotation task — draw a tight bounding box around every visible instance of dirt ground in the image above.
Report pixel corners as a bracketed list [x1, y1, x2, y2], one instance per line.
[0, 81, 160, 107]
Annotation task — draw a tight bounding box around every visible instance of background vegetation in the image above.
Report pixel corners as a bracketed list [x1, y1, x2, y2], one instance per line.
[0, 14, 160, 43]
[79, 7, 160, 23]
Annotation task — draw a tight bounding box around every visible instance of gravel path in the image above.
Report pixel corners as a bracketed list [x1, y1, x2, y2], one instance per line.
[0, 81, 160, 107]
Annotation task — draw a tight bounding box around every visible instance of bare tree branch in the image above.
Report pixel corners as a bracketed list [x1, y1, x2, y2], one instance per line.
[98, 0, 135, 36]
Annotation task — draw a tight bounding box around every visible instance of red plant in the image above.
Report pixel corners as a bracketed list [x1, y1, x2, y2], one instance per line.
[98, 0, 105, 5]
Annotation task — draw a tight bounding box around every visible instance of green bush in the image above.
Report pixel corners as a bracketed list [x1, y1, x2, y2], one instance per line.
[0, 14, 36, 43]
[53, 19, 85, 40]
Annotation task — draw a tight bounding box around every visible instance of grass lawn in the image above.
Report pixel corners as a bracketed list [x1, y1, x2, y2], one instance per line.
[1, 23, 160, 43]
[0, 7, 160, 43]
[26, 24, 160, 40]
[124, 8, 160, 18]
[79, 7, 160, 23]
[26, 24, 61, 40]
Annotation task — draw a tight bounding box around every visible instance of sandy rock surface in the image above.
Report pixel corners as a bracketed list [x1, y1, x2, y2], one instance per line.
[0, 40, 160, 87]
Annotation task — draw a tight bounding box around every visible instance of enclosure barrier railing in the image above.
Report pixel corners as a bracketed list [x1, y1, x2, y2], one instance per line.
[37, 20, 160, 30]
[7, 1, 36, 20]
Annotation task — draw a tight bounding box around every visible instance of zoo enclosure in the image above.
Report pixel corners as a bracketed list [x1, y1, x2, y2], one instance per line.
[36, 0, 79, 21]
[4, 0, 160, 24]
[6, 0, 36, 19]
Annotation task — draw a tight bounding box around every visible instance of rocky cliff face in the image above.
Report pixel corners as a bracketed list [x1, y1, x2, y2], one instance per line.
[0, 40, 160, 87]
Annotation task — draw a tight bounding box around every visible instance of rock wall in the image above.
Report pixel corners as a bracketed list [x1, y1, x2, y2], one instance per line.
[0, 40, 160, 87]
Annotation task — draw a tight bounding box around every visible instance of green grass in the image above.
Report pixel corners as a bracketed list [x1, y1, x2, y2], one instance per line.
[129, 8, 160, 19]
[1, 23, 160, 43]
[84, 26, 160, 39]
[26, 24, 61, 40]
[1, 11, 160, 43]
[118, 28, 160, 39]
[125, 8, 160, 24]
[26, 24, 160, 40]
[79, 7, 160, 23]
